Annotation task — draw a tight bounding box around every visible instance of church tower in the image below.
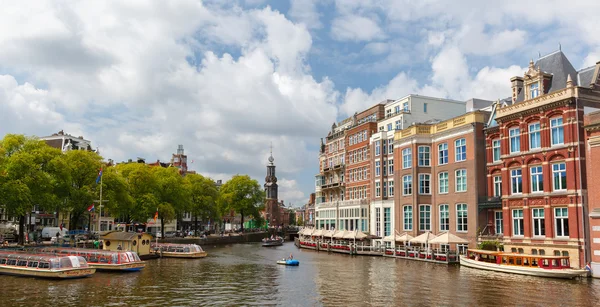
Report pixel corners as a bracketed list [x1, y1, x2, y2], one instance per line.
[264, 145, 280, 226]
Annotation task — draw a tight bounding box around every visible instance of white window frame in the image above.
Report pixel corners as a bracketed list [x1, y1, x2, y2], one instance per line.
[532, 208, 545, 237]
[418, 174, 431, 195]
[418, 146, 431, 167]
[550, 117, 564, 146]
[456, 203, 468, 232]
[493, 175, 502, 197]
[552, 162, 567, 191]
[375, 182, 381, 197]
[529, 122, 541, 150]
[530, 165, 543, 193]
[511, 168, 522, 195]
[495, 211, 503, 235]
[492, 139, 501, 162]
[509, 127, 520, 154]
[455, 138, 466, 162]
[375, 140, 381, 156]
[402, 175, 412, 195]
[419, 205, 431, 231]
[388, 159, 394, 175]
[439, 204, 449, 232]
[375, 161, 381, 177]
[388, 180, 394, 197]
[402, 148, 412, 169]
[455, 169, 467, 192]
[512, 209, 524, 237]
[438, 172, 449, 194]
[403, 206, 413, 231]
[554, 207, 569, 238]
[438, 143, 448, 165]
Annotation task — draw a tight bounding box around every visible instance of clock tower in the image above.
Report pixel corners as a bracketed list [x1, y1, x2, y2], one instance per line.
[264, 145, 280, 226]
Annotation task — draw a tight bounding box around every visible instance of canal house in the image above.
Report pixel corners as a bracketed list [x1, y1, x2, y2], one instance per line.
[483, 51, 600, 269]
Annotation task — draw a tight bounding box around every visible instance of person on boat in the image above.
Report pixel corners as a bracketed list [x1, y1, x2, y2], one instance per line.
[288, 253, 293, 260]
[117, 244, 123, 250]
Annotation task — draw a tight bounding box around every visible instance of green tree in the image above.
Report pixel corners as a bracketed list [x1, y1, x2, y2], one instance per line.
[218, 175, 265, 232]
[0, 134, 62, 244]
[185, 173, 219, 236]
[152, 167, 187, 238]
[115, 162, 159, 222]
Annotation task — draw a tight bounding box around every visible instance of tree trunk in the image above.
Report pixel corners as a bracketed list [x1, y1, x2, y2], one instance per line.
[160, 217, 165, 240]
[194, 215, 198, 237]
[18, 215, 25, 245]
[240, 209, 244, 232]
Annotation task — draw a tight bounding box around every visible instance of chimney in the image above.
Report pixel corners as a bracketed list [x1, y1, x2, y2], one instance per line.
[510, 76, 524, 104]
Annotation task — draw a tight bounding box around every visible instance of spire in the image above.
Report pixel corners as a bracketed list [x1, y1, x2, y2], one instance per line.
[566, 74, 573, 87]
[268, 142, 274, 164]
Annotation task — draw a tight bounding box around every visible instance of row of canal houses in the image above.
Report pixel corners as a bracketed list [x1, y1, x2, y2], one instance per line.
[313, 50, 600, 276]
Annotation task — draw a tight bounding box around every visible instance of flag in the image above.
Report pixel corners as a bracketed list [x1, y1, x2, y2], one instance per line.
[87, 204, 95, 212]
[59, 223, 63, 231]
[154, 209, 158, 222]
[95, 168, 103, 184]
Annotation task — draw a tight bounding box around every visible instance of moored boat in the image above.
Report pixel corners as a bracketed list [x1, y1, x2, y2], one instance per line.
[0, 251, 95, 279]
[151, 243, 207, 258]
[39, 247, 145, 272]
[262, 237, 284, 247]
[460, 249, 587, 279]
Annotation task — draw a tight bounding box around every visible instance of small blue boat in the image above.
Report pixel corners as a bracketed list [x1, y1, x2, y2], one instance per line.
[277, 259, 299, 266]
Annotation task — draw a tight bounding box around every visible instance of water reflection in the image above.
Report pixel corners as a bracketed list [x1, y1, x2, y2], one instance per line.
[1, 243, 599, 306]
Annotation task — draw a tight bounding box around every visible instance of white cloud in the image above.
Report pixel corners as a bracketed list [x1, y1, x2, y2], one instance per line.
[288, 0, 322, 30]
[331, 14, 384, 42]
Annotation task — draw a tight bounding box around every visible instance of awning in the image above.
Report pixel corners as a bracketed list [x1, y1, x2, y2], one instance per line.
[322, 229, 335, 237]
[312, 229, 323, 237]
[396, 233, 414, 242]
[428, 232, 469, 244]
[409, 232, 437, 244]
[333, 230, 347, 239]
[382, 230, 401, 242]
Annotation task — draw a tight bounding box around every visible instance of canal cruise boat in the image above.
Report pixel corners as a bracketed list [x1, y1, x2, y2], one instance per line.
[39, 247, 146, 272]
[460, 249, 588, 279]
[151, 243, 207, 258]
[0, 251, 95, 279]
[262, 236, 284, 247]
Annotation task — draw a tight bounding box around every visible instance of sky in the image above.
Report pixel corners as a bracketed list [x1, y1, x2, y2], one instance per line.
[1, 0, 599, 208]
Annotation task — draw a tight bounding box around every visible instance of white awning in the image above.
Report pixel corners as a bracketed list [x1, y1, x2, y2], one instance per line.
[428, 232, 469, 244]
[409, 232, 437, 244]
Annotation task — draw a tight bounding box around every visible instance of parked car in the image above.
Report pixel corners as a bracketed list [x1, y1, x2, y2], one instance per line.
[164, 231, 177, 238]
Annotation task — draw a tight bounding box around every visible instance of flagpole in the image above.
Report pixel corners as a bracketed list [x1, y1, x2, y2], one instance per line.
[97, 169, 103, 234]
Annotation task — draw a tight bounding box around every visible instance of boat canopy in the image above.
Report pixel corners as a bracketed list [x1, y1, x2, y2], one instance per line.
[0, 251, 89, 269]
[39, 247, 141, 264]
[151, 243, 204, 253]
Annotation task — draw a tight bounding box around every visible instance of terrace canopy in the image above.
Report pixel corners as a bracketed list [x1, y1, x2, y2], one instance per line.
[428, 232, 469, 245]
[409, 232, 437, 244]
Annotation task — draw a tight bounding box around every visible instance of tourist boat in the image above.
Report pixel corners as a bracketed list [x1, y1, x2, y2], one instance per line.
[0, 251, 95, 279]
[460, 249, 588, 279]
[39, 247, 146, 272]
[277, 259, 299, 266]
[262, 237, 284, 247]
[151, 243, 207, 258]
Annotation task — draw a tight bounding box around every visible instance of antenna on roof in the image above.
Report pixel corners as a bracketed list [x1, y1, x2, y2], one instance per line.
[559, 42, 561, 51]
[538, 51, 541, 58]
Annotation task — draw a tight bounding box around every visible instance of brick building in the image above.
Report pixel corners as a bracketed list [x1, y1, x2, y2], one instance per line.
[386, 111, 489, 250]
[484, 51, 600, 269]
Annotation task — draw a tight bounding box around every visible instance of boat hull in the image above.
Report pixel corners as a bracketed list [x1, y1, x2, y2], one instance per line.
[90, 262, 146, 272]
[460, 256, 586, 279]
[0, 266, 96, 279]
[161, 251, 207, 259]
[262, 240, 283, 247]
[277, 260, 299, 266]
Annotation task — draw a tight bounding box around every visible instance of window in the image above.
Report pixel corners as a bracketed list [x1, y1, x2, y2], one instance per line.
[418, 146, 430, 166]
[509, 127, 520, 153]
[529, 122, 541, 149]
[438, 143, 448, 165]
[492, 139, 501, 162]
[495, 211, 503, 235]
[438, 172, 449, 194]
[532, 208, 545, 237]
[363, 167, 367, 179]
[403, 101, 409, 112]
[383, 181, 387, 197]
[389, 180, 394, 197]
[402, 148, 412, 169]
[439, 204, 449, 231]
[493, 175, 502, 197]
[388, 159, 394, 175]
[550, 117, 564, 145]
[455, 169, 467, 192]
[512, 209, 524, 236]
[424, 103, 428, 113]
[383, 160, 387, 176]
[456, 204, 468, 232]
[403, 175, 412, 195]
[395, 120, 401, 130]
[375, 182, 381, 197]
[511, 169, 522, 194]
[530, 83, 539, 98]
[384, 208, 391, 236]
[555, 208, 569, 237]
[419, 174, 431, 195]
[387, 123, 393, 131]
[375, 140, 381, 156]
[455, 139, 466, 162]
[530, 166, 543, 193]
[403, 206, 413, 231]
[552, 163, 567, 191]
[388, 138, 394, 153]
[375, 208, 381, 236]
[419, 205, 431, 231]
[363, 131, 367, 141]
[375, 161, 381, 176]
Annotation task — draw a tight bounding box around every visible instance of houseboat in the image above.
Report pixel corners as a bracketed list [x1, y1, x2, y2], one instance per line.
[39, 247, 145, 272]
[151, 243, 207, 258]
[0, 251, 95, 279]
[460, 249, 588, 279]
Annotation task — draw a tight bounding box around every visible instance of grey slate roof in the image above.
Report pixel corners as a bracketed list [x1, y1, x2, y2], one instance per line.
[534, 50, 578, 93]
[578, 66, 596, 87]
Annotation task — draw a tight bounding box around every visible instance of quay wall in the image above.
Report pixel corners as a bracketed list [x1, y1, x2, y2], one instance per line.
[161, 232, 267, 246]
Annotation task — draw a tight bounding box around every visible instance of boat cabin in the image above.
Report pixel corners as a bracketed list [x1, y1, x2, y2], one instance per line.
[467, 249, 572, 269]
[151, 243, 203, 253]
[101, 231, 153, 256]
[0, 252, 89, 270]
[40, 247, 142, 264]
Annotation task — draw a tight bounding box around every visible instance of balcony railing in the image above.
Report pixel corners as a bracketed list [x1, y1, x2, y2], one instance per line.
[316, 199, 369, 209]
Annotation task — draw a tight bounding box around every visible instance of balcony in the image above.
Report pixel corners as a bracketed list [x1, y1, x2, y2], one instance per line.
[385, 110, 409, 119]
[316, 199, 369, 209]
[321, 181, 345, 190]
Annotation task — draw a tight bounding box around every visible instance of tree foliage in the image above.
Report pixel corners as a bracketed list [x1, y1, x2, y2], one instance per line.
[218, 175, 265, 231]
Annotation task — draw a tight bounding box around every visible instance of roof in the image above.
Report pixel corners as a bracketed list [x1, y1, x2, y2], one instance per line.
[101, 231, 149, 241]
[578, 66, 596, 87]
[534, 50, 577, 93]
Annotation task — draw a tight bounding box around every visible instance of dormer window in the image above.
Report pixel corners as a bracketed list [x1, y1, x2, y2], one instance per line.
[530, 82, 539, 98]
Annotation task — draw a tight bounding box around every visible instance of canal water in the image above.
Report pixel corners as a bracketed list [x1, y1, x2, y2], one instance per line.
[2, 242, 600, 306]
